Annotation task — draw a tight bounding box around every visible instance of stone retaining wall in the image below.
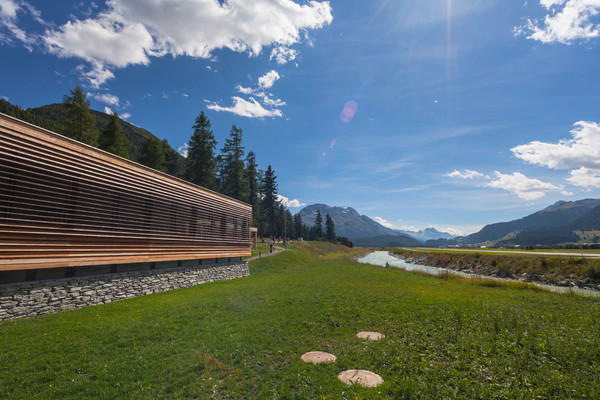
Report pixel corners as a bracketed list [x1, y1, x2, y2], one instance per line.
[0, 260, 249, 321]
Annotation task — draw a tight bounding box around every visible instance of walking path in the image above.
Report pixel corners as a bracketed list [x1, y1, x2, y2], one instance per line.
[245, 246, 289, 262]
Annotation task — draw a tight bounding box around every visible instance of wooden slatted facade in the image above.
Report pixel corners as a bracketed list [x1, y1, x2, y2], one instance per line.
[0, 113, 251, 271]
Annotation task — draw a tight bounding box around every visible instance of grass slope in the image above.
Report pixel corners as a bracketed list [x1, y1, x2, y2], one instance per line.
[1, 243, 599, 399]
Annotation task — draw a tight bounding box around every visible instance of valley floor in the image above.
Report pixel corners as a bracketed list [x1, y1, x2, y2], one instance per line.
[1, 242, 599, 399]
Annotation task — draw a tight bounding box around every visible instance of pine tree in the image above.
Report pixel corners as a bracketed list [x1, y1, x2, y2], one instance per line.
[220, 125, 247, 200]
[140, 136, 167, 172]
[285, 209, 295, 240]
[325, 213, 336, 242]
[293, 214, 304, 240]
[314, 210, 323, 239]
[261, 165, 278, 238]
[63, 86, 98, 146]
[245, 151, 260, 225]
[185, 111, 217, 190]
[162, 139, 183, 177]
[99, 112, 131, 159]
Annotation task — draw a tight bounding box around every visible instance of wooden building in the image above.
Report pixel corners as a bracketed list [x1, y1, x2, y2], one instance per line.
[0, 113, 252, 277]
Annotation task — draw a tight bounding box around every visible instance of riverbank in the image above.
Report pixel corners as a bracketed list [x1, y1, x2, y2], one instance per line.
[392, 248, 600, 292]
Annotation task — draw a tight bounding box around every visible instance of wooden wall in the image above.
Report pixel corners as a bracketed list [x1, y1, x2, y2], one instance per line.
[0, 113, 251, 271]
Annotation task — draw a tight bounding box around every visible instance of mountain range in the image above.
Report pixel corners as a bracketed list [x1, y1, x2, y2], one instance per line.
[297, 204, 454, 246]
[298, 199, 600, 248]
[427, 198, 600, 247]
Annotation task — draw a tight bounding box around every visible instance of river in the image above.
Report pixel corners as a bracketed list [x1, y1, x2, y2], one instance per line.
[358, 251, 600, 298]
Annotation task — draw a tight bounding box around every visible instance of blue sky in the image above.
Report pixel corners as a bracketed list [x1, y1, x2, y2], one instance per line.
[2, 0, 600, 235]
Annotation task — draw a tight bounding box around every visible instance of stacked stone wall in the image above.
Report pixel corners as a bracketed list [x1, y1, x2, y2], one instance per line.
[0, 260, 249, 321]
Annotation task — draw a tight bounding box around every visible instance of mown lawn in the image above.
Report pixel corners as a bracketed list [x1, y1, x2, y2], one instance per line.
[1, 243, 599, 399]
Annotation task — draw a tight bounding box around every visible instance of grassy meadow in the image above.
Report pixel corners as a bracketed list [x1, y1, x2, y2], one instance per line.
[1, 242, 599, 399]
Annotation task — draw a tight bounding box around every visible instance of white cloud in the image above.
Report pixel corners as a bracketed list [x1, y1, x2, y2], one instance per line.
[1, 95, 8, 101]
[511, 120, 600, 189]
[236, 85, 254, 95]
[269, 46, 298, 64]
[206, 96, 283, 119]
[567, 166, 600, 188]
[177, 143, 189, 158]
[40, 0, 332, 86]
[445, 169, 484, 179]
[486, 171, 559, 200]
[561, 190, 575, 195]
[0, 0, 19, 19]
[517, 0, 600, 44]
[104, 106, 113, 115]
[92, 92, 120, 106]
[258, 70, 280, 89]
[372, 216, 394, 229]
[512, 121, 600, 170]
[80, 62, 115, 88]
[211, 70, 285, 118]
[120, 112, 131, 120]
[276, 195, 306, 208]
[257, 92, 286, 107]
[0, 0, 39, 49]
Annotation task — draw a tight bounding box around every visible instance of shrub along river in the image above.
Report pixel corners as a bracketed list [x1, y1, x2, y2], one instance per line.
[358, 251, 600, 298]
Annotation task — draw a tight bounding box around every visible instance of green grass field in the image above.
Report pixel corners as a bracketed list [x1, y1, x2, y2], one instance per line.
[1, 243, 599, 399]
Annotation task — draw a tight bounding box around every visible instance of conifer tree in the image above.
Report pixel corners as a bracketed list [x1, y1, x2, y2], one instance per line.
[63, 86, 98, 146]
[162, 139, 183, 177]
[140, 136, 167, 172]
[285, 209, 295, 240]
[220, 125, 247, 200]
[325, 213, 336, 242]
[261, 165, 278, 238]
[185, 111, 217, 190]
[293, 213, 304, 240]
[314, 210, 323, 239]
[99, 112, 131, 159]
[245, 151, 260, 225]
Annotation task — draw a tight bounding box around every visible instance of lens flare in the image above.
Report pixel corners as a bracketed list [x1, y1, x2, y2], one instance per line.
[340, 100, 358, 123]
[329, 139, 336, 149]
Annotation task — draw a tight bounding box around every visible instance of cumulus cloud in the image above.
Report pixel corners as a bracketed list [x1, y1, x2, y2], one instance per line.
[445, 169, 484, 179]
[486, 171, 560, 200]
[567, 167, 600, 188]
[177, 143, 189, 158]
[40, 0, 332, 86]
[270, 46, 298, 64]
[512, 121, 600, 188]
[258, 70, 280, 89]
[512, 121, 600, 170]
[209, 70, 286, 118]
[92, 92, 120, 106]
[104, 106, 113, 114]
[276, 195, 306, 208]
[235, 85, 254, 95]
[120, 112, 131, 120]
[206, 96, 283, 118]
[516, 0, 600, 44]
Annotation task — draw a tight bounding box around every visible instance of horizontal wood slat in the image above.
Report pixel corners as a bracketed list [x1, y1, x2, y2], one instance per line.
[0, 113, 252, 271]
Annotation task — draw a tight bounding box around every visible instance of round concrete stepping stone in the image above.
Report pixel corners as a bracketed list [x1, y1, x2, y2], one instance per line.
[357, 331, 385, 341]
[338, 369, 384, 387]
[300, 351, 337, 364]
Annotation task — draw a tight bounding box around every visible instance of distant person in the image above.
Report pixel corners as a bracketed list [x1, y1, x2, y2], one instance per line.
[269, 240, 274, 253]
